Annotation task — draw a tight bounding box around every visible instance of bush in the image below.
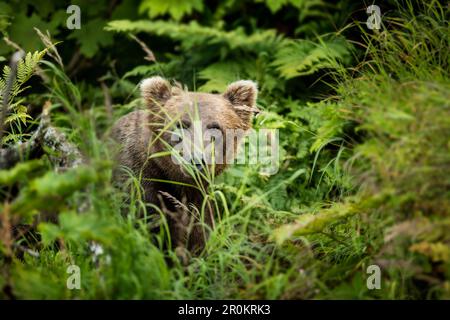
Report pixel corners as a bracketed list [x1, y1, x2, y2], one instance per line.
[0, 0, 448, 299]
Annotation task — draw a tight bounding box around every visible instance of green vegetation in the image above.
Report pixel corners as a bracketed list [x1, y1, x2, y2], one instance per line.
[0, 0, 449, 299]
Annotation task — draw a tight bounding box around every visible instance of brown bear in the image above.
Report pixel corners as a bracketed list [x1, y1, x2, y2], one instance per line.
[111, 76, 259, 252]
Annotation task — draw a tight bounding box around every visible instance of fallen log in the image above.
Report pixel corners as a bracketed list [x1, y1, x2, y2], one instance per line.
[0, 101, 84, 170]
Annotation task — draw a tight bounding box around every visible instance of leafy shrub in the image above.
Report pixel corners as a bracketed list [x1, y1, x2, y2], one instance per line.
[0, 0, 448, 300]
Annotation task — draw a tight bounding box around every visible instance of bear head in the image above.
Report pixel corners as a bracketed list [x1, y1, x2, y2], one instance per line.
[140, 76, 259, 183]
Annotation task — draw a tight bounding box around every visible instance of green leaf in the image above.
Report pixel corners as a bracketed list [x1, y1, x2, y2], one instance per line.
[139, 0, 204, 21]
[260, 0, 293, 13]
[106, 20, 281, 53]
[198, 61, 246, 92]
[122, 64, 160, 80]
[68, 18, 113, 58]
[39, 211, 120, 246]
[0, 160, 44, 186]
[8, 12, 63, 52]
[10, 165, 104, 218]
[38, 223, 62, 246]
[273, 37, 352, 78]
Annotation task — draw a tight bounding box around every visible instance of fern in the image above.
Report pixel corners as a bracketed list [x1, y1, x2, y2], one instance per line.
[0, 50, 47, 102]
[272, 36, 352, 78]
[0, 49, 47, 144]
[106, 20, 285, 91]
[198, 61, 252, 92]
[139, 0, 204, 21]
[106, 20, 282, 53]
[106, 20, 352, 84]
[260, 0, 326, 14]
[122, 64, 161, 80]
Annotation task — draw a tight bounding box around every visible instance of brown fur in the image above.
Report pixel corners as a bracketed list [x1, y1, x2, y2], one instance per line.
[111, 77, 259, 252]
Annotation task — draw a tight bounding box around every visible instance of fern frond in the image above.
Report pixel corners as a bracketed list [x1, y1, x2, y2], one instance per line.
[0, 49, 47, 145]
[198, 61, 247, 92]
[272, 37, 352, 79]
[15, 50, 47, 91]
[106, 20, 282, 53]
[139, 0, 204, 21]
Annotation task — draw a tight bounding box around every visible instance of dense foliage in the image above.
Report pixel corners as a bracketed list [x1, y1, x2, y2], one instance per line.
[0, 0, 449, 299]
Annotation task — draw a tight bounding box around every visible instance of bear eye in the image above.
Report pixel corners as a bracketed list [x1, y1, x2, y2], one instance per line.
[177, 120, 191, 129]
[207, 122, 221, 131]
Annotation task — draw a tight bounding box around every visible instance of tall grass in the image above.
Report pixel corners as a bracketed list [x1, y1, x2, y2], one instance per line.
[1, 0, 448, 299]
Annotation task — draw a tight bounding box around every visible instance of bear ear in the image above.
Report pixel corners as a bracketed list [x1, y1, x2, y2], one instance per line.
[223, 80, 258, 108]
[140, 76, 171, 107]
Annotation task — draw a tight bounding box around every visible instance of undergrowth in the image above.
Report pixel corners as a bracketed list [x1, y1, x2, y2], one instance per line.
[0, 0, 449, 299]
